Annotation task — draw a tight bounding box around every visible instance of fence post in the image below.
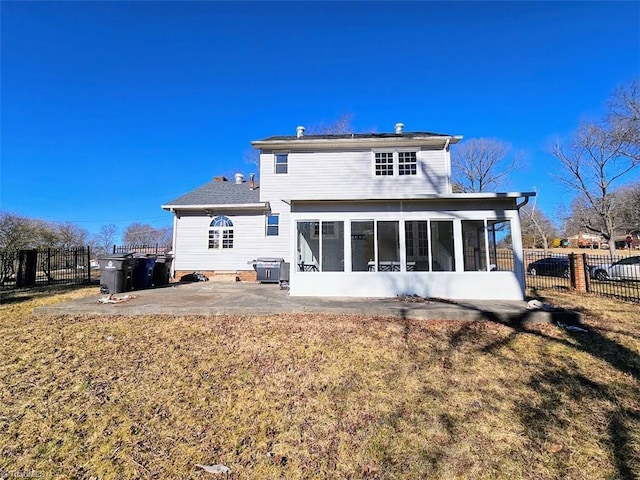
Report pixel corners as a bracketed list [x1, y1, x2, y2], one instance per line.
[16, 249, 37, 288]
[582, 253, 591, 293]
[86, 246, 91, 284]
[570, 253, 587, 293]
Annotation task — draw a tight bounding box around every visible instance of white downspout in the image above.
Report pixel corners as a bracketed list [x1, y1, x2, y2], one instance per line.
[171, 212, 178, 279]
[444, 138, 452, 192]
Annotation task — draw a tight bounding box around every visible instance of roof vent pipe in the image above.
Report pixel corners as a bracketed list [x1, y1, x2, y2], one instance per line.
[395, 123, 404, 134]
[249, 173, 255, 190]
[296, 125, 305, 138]
[234, 173, 244, 184]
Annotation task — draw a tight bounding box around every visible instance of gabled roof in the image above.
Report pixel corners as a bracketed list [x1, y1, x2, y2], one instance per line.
[162, 179, 264, 210]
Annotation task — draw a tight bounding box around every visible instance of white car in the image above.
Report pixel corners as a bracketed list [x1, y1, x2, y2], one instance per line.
[590, 256, 640, 281]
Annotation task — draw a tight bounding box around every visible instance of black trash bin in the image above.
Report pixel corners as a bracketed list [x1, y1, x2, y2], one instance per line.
[132, 255, 157, 290]
[152, 254, 172, 286]
[98, 253, 135, 294]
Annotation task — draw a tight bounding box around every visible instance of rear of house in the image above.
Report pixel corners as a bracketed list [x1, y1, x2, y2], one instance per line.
[163, 124, 534, 300]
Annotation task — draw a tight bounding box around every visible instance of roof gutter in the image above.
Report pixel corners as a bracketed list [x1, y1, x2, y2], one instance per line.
[251, 135, 463, 150]
[516, 192, 536, 210]
[162, 203, 268, 212]
[285, 192, 538, 203]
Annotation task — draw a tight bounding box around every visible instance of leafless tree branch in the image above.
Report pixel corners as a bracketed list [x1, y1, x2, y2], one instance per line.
[451, 138, 523, 192]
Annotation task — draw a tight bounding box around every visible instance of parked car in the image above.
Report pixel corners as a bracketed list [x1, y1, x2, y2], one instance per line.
[589, 256, 640, 281]
[527, 257, 570, 277]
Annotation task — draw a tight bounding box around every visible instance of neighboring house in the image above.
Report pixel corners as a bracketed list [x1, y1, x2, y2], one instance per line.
[613, 230, 640, 250]
[567, 231, 604, 249]
[162, 124, 535, 300]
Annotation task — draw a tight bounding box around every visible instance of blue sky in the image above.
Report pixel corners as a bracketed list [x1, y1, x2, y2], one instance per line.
[2, 1, 639, 239]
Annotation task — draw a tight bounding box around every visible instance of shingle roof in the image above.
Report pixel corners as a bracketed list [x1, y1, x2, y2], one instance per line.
[256, 131, 453, 142]
[163, 179, 261, 207]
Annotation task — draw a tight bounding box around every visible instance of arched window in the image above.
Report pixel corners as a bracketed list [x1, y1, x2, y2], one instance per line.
[208, 216, 234, 249]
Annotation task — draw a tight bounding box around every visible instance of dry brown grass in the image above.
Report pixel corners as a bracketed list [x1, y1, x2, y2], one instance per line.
[1, 287, 638, 479]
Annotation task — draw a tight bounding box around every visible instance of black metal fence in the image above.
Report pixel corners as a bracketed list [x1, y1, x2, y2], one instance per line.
[0, 247, 92, 291]
[584, 252, 640, 302]
[524, 251, 572, 291]
[524, 250, 640, 302]
[113, 244, 172, 255]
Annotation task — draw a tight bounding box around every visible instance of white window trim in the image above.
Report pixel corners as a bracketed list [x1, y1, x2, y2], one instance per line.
[372, 150, 395, 176]
[266, 214, 279, 236]
[208, 216, 234, 249]
[398, 150, 419, 176]
[371, 148, 421, 177]
[274, 152, 289, 175]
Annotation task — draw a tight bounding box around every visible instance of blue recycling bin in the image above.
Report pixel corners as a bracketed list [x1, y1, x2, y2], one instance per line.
[132, 255, 157, 290]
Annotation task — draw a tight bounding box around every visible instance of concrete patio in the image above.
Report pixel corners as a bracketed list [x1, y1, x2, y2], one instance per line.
[33, 281, 583, 325]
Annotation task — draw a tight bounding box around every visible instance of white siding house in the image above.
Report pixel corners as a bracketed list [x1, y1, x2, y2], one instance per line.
[163, 125, 534, 300]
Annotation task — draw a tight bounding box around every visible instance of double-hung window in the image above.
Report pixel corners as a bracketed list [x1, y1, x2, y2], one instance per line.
[275, 153, 288, 174]
[208, 216, 234, 249]
[398, 151, 417, 175]
[266, 214, 279, 236]
[374, 150, 418, 176]
[374, 152, 394, 176]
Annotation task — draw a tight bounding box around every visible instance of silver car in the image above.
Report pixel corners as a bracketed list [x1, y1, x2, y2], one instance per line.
[590, 256, 640, 281]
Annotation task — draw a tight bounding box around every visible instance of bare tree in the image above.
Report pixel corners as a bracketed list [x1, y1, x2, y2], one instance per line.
[551, 82, 640, 257]
[0, 213, 90, 249]
[0, 213, 38, 252]
[305, 112, 354, 135]
[561, 182, 640, 243]
[92, 224, 119, 256]
[243, 148, 260, 170]
[123, 222, 171, 246]
[156, 226, 173, 246]
[616, 180, 640, 232]
[520, 203, 558, 251]
[560, 196, 599, 238]
[123, 223, 158, 245]
[608, 79, 640, 157]
[451, 138, 523, 192]
[55, 222, 89, 248]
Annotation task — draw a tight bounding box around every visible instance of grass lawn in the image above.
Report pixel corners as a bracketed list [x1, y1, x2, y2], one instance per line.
[1, 287, 638, 479]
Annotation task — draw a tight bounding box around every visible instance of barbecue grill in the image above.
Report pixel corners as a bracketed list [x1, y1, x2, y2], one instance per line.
[254, 257, 285, 283]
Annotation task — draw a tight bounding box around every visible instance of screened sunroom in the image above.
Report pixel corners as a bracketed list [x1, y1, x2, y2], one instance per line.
[289, 198, 527, 300]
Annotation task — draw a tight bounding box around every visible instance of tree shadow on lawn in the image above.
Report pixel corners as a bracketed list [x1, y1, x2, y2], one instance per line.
[520, 366, 639, 480]
[0, 294, 34, 305]
[411, 293, 640, 480]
